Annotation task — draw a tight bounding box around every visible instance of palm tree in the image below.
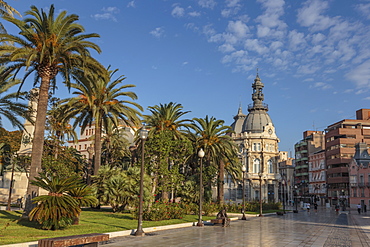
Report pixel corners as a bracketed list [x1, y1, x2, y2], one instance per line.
[61, 67, 142, 176]
[0, 68, 32, 130]
[101, 121, 131, 168]
[0, 5, 104, 216]
[189, 116, 239, 203]
[144, 102, 191, 139]
[0, 0, 20, 33]
[143, 102, 191, 200]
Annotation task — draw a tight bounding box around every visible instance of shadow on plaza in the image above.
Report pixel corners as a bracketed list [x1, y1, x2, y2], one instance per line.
[265, 207, 370, 229]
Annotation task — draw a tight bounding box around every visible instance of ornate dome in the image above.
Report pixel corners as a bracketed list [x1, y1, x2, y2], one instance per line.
[242, 108, 273, 133]
[231, 73, 274, 134]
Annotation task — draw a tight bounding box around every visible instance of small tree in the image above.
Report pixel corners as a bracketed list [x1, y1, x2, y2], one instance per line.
[67, 185, 98, 225]
[29, 175, 81, 230]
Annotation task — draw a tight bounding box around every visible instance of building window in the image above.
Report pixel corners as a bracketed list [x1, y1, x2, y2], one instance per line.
[253, 159, 260, 173]
[268, 159, 273, 173]
[253, 143, 261, 151]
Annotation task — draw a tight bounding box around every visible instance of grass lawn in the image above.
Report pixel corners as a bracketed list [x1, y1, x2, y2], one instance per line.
[0, 208, 215, 245]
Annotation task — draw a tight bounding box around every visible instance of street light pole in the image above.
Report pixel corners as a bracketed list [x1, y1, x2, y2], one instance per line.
[241, 166, 247, 220]
[258, 171, 263, 217]
[135, 126, 148, 236]
[197, 148, 205, 227]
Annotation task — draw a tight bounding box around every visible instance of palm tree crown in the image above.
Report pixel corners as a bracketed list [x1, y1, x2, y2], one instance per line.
[61, 67, 143, 175]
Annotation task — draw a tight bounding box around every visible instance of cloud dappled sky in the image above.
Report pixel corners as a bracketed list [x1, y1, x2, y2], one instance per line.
[4, 0, 370, 153]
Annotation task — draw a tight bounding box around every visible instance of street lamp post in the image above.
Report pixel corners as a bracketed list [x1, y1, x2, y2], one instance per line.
[258, 171, 263, 217]
[241, 166, 247, 220]
[197, 148, 205, 227]
[135, 126, 148, 236]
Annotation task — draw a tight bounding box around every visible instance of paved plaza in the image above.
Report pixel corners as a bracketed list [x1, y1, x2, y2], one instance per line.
[102, 207, 370, 247]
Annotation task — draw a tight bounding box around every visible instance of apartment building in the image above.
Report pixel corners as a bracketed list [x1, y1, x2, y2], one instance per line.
[349, 142, 370, 209]
[309, 150, 326, 205]
[325, 109, 370, 206]
[294, 131, 325, 203]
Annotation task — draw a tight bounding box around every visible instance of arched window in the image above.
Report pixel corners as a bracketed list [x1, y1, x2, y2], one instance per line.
[253, 158, 260, 173]
[268, 159, 273, 173]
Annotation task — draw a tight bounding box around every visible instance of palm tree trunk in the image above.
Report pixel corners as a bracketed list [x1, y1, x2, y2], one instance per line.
[23, 76, 50, 217]
[94, 120, 102, 175]
[217, 160, 225, 204]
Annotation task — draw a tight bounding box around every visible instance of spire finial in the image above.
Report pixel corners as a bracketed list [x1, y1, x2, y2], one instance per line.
[256, 67, 260, 79]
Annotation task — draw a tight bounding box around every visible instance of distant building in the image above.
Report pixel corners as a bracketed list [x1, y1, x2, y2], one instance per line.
[325, 109, 370, 206]
[309, 150, 326, 205]
[68, 122, 137, 158]
[349, 142, 370, 210]
[294, 131, 325, 203]
[229, 73, 285, 203]
[278, 157, 295, 205]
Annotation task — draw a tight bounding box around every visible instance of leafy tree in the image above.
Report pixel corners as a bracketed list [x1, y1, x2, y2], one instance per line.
[42, 142, 85, 179]
[143, 102, 192, 201]
[67, 185, 98, 225]
[93, 166, 151, 212]
[29, 175, 82, 230]
[189, 116, 240, 203]
[101, 120, 131, 169]
[61, 67, 142, 176]
[0, 127, 22, 152]
[0, 4, 104, 216]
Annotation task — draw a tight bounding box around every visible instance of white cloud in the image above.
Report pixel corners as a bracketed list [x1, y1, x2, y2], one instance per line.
[127, 1, 135, 8]
[150, 27, 165, 38]
[198, 0, 217, 9]
[182, 61, 189, 66]
[218, 43, 235, 53]
[188, 11, 201, 17]
[255, 0, 287, 38]
[227, 20, 250, 39]
[221, 0, 241, 18]
[92, 7, 120, 22]
[297, 0, 337, 31]
[244, 39, 268, 54]
[270, 41, 283, 50]
[356, 3, 370, 19]
[226, 0, 241, 8]
[288, 30, 307, 51]
[346, 60, 370, 88]
[172, 6, 185, 17]
[310, 82, 332, 90]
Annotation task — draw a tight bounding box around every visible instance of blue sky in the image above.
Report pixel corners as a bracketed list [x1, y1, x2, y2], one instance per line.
[3, 0, 370, 154]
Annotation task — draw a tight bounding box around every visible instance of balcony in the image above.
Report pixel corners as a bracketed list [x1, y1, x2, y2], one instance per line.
[367, 182, 370, 188]
[351, 183, 358, 187]
[359, 182, 365, 188]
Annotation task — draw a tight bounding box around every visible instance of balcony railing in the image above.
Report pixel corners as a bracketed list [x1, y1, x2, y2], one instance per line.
[351, 183, 358, 187]
[359, 182, 365, 188]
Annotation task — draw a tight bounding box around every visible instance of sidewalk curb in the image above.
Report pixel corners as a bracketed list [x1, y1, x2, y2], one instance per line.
[1, 217, 242, 247]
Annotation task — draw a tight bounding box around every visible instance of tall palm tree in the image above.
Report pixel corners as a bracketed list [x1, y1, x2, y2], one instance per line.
[0, 5, 104, 216]
[143, 102, 191, 200]
[61, 67, 142, 176]
[189, 116, 239, 203]
[0, 68, 32, 130]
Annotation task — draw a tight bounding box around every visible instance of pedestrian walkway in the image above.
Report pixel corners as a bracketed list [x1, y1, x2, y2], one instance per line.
[102, 207, 370, 247]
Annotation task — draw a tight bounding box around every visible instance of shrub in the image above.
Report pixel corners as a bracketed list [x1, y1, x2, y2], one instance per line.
[141, 201, 186, 221]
